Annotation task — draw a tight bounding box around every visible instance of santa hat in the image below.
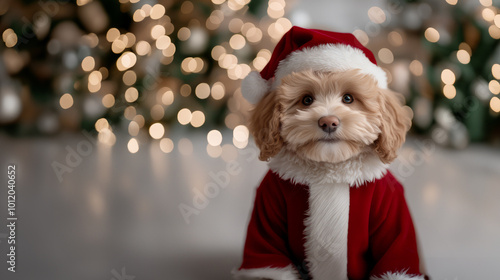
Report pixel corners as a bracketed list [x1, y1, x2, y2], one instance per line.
[241, 26, 388, 104]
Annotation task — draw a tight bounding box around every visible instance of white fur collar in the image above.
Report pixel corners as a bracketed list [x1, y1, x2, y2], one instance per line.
[268, 149, 388, 187]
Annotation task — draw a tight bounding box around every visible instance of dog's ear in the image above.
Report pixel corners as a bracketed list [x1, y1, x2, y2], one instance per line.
[373, 88, 412, 164]
[249, 90, 283, 161]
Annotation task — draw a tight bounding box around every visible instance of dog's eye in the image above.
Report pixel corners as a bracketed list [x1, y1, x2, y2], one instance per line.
[302, 95, 314, 106]
[342, 93, 354, 104]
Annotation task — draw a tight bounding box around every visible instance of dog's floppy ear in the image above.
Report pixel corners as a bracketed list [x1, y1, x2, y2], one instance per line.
[374, 88, 412, 164]
[249, 91, 283, 161]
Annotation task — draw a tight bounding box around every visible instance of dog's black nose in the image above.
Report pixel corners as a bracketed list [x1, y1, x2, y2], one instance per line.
[318, 115, 340, 133]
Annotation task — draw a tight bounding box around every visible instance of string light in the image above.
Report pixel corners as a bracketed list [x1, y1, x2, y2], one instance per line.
[388, 31, 403, 47]
[229, 34, 246, 50]
[489, 80, 500, 94]
[98, 128, 116, 146]
[135, 41, 151, 56]
[181, 1, 194, 14]
[480, 0, 493, 6]
[150, 104, 165, 120]
[195, 83, 211, 99]
[488, 25, 500, 39]
[424, 27, 440, 43]
[89, 71, 102, 85]
[95, 118, 110, 132]
[123, 70, 137, 86]
[180, 84, 191, 97]
[229, 18, 244, 33]
[162, 43, 176, 57]
[133, 115, 145, 127]
[124, 106, 136, 120]
[116, 52, 137, 71]
[156, 35, 171, 50]
[99, 67, 109, 79]
[141, 4, 152, 17]
[233, 125, 249, 142]
[482, 8, 495, 22]
[127, 138, 139, 153]
[211, 45, 226, 60]
[378, 48, 394, 64]
[494, 14, 500, 28]
[267, 0, 286, 19]
[445, 0, 458, 5]
[149, 123, 165, 139]
[207, 144, 222, 158]
[160, 138, 174, 153]
[81, 56, 95, 72]
[4, 0, 293, 148]
[245, 27, 263, 43]
[150, 4, 166, 20]
[2, 29, 17, 48]
[490, 97, 500, 113]
[253, 49, 272, 70]
[177, 27, 191, 41]
[211, 82, 225, 100]
[443, 84, 456, 99]
[367, 6, 386, 24]
[441, 69, 456, 85]
[177, 108, 192, 125]
[124, 33, 136, 48]
[456, 50, 470, 64]
[125, 87, 139, 103]
[151, 25, 166, 40]
[409, 60, 424, 76]
[353, 29, 369, 46]
[76, 0, 92, 6]
[133, 9, 146, 22]
[128, 121, 140, 136]
[492, 64, 500, 79]
[106, 28, 120, 42]
[207, 130, 223, 146]
[190, 111, 206, 127]
[102, 94, 115, 108]
[60, 93, 74, 109]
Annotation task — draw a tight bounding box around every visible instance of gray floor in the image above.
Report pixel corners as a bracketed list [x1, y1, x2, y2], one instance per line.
[0, 131, 499, 280]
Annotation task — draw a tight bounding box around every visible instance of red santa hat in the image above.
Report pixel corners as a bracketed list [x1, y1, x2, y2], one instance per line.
[241, 26, 388, 104]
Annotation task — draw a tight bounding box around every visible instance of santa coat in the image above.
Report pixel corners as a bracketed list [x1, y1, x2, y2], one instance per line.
[234, 151, 424, 280]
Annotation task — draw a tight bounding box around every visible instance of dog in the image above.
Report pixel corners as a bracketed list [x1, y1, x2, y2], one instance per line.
[234, 26, 425, 280]
[250, 69, 411, 165]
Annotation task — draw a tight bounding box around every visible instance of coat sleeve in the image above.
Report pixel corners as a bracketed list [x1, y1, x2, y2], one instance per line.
[233, 171, 301, 280]
[368, 173, 425, 280]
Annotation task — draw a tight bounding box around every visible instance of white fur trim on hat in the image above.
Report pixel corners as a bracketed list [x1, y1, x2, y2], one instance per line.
[241, 71, 271, 104]
[232, 265, 300, 280]
[272, 44, 387, 90]
[370, 271, 425, 280]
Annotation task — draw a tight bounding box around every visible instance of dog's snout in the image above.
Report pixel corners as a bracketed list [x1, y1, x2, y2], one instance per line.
[318, 115, 340, 133]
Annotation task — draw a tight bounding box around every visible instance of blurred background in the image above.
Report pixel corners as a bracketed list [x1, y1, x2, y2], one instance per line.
[0, 0, 499, 279]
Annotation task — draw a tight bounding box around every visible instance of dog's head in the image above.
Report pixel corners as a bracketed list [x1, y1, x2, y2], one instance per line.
[249, 69, 412, 164]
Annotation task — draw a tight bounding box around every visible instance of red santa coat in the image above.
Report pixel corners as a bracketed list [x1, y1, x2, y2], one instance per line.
[235, 169, 423, 280]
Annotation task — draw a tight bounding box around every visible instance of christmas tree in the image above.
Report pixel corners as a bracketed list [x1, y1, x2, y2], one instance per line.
[0, 0, 292, 154]
[356, 0, 500, 148]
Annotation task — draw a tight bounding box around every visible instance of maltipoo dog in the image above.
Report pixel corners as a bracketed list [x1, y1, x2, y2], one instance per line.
[234, 27, 425, 280]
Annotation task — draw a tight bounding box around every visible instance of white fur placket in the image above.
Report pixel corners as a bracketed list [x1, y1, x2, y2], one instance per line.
[269, 149, 388, 279]
[304, 182, 350, 280]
